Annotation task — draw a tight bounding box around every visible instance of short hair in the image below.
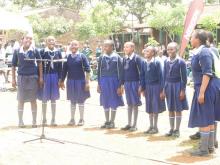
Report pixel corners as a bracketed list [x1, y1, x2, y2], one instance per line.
[206, 31, 214, 44]
[167, 42, 179, 51]
[22, 32, 33, 40]
[124, 41, 135, 48]
[70, 40, 79, 45]
[46, 36, 56, 42]
[147, 45, 156, 56]
[193, 29, 207, 45]
[103, 40, 114, 47]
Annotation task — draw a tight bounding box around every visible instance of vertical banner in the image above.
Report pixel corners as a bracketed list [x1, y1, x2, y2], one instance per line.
[179, 0, 204, 56]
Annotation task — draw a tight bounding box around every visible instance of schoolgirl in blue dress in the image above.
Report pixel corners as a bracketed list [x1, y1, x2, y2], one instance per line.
[140, 46, 166, 134]
[163, 42, 188, 137]
[121, 42, 142, 132]
[11, 33, 43, 128]
[97, 40, 124, 129]
[61, 40, 90, 126]
[188, 30, 219, 156]
[38, 36, 62, 126]
[207, 31, 220, 148]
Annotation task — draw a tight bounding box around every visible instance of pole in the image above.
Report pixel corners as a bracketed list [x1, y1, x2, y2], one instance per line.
[132, 13, 134, 42]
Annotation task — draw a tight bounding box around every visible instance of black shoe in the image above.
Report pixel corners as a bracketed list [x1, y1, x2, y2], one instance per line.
[165, 129, 174, 137]
[208, 148, 215, 154]
[189, 132, 200, 140]
[172, 130, 180, 138]
[50, 120, 57, 127]
[18, 121, 25, 128]
[42, 119, 47, 126]
[107, 122, 115, 129]
[67, 119, 75, 126]
[149, 128, 158, 134]
[129, 126, 137, 132]
[100, 122, 110, 129]
[144, 127, 153, 134]
[32, 121, 37, 128]
[121, 125, 131, 131]
[214, 141, 218, 148]
[190, 149, 209, 157]
[32, 124, 37, 128]
[77, 119, 84, 126]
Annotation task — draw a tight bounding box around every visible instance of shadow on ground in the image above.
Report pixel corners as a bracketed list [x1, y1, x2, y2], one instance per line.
[147, 135, 176, 141]
[167, 151, 214, 164]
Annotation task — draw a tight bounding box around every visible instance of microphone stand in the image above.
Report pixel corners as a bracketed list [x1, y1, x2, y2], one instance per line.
[23, 58, 65, 144]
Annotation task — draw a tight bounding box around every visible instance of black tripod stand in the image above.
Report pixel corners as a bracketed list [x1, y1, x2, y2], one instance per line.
[23, 58, 66, 144]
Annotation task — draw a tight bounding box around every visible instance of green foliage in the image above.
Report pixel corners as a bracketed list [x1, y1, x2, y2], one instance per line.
[48, 0, 90, 11]
[148, 5, 185, 41]
[199, 12, 220, 32]
[75, 2, 124, 39]
[146, 37, 159, 46]
[200, 16, 218, 32]
[157, 0, 181, 6]
[91, 2, 124, 36]
[12, 0, 90, 10]
[28, 15, 74, 41]
[103, 0, 181, 23]
[75, 16, 96, 40]
[206, 0, 219, 4]
[217, 43, 220, 53]
[13, 0, 39, 7]
[0, 0, 7, 7]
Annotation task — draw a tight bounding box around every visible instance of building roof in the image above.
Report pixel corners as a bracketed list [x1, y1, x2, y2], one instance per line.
[21, 6, 80, 20]
[201, 4, 220, 18]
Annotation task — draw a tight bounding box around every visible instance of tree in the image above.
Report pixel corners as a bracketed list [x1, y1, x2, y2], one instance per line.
[91, 2, 124, 36]
[103, 0, 181, 23]
[75, 15, 96, 40]
[12, 0, 91, 10]
[0, 0, 7, 7]
[205, 0, 220, 4]
[146, 37, 159, 46]
[12, 0, 39, 7]
[199, 12, 220, 32]
[48, 0, 91, 11]
[148, 5, 185, 41]
[28, 14, 74, 42]
[75, 2, 124, 39]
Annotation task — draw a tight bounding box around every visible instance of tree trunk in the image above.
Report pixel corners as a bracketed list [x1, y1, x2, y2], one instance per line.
[136, 16, 143, 24]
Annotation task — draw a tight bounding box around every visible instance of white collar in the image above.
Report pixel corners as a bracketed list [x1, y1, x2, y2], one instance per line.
[125, 52, 135, 60]
[45, 47, 57, 52]
[158, 55, 167, 60]
[145, 57, 154, 63]
[19, 46, 34, 53]
[103, 52, 117, 58]
[191, 45, 205, 56]
[167, 55, 179, 62]
[69, 51, 80, 56]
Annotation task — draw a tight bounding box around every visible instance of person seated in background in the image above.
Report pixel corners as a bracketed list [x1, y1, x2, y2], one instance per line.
[96, 43, 102, 58]
[81, 42, 92, 62]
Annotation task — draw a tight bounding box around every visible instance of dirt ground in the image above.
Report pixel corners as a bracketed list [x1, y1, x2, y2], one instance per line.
[0, 81, 219, 165]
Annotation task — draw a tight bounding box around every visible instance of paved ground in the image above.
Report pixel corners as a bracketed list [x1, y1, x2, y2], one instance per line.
[0, 81, 219, 165]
